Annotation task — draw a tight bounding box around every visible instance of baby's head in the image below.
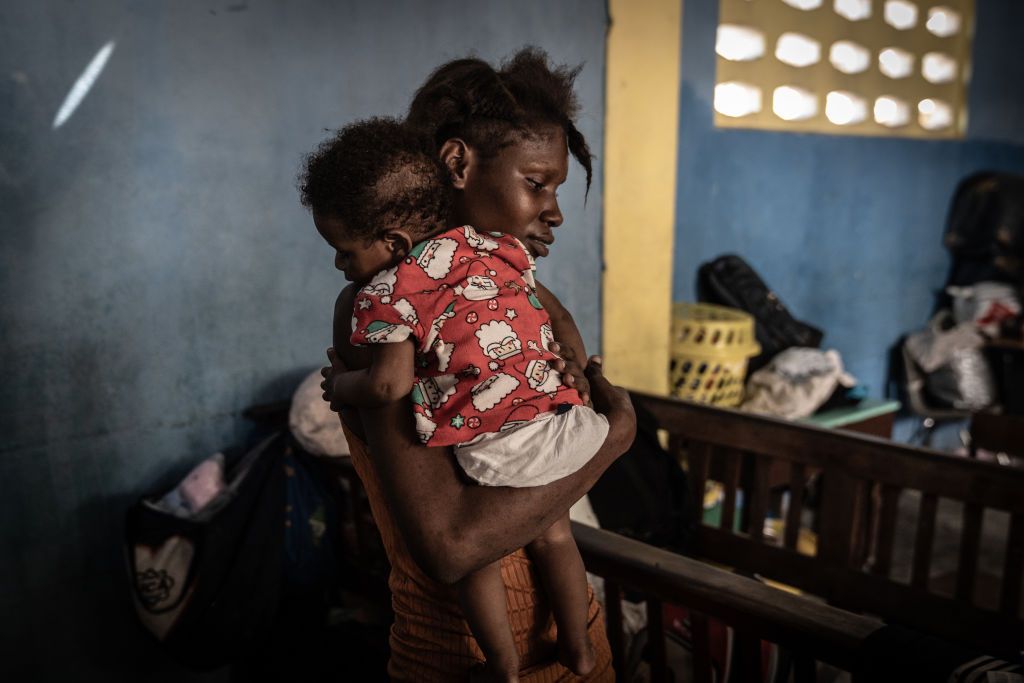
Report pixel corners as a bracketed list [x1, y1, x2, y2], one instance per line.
[300, 117, 450, 283]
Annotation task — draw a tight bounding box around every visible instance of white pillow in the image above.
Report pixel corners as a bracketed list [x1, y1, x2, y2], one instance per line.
[288, 369, 350, 457]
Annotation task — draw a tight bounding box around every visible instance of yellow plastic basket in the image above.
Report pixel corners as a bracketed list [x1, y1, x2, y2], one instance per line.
[670, 302, 760, 406]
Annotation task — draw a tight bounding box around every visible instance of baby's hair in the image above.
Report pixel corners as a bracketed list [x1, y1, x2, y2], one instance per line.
[299, 117, 450, 242]
[405, 47, 593, 192]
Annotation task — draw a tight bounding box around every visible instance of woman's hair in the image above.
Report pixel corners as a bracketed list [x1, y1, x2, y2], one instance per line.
[405, 47, 593, 191]
[299, 117, 450, 242]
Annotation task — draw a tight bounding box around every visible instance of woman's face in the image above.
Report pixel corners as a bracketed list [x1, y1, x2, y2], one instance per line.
[451, 125, 568, 259]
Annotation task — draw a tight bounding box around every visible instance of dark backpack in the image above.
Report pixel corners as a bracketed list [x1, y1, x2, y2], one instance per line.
[587, 395, 693, 554]
[697, 254, 824, 374]
[939, 172, 1024, 310]
[125, 433, 287, 669]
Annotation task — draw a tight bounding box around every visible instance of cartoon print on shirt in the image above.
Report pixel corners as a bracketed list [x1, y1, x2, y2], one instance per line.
[432, 340, 455, 373]
[361, 320, 411, 344]
[463, 226, 500, 252]
[475, 320, 523, 366]
[414, 412, 437, 444]
[455, 261, 500, 301]
[525, 286, 544, 310]
[516, 241, 538, 288]
[471, 373, 520, 412]
[350, 225, 580, 446]
[539, 323, 554, 351]
[500, 404, 540, 432]
[392, 298, 419, 327]
[523, 358, 562, 397]
[419, 374, 459, 410]
[362, 266, 398, 304]
[410, 384, 437, 444]
[408, 237, 458, 280]
[424, 301, 456, 349]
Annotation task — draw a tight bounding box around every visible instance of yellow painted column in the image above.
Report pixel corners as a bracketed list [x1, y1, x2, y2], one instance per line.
[603, 0, 682, 395]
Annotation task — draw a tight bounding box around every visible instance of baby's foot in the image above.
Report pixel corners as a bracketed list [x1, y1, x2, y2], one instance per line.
[558, 635, 596, 676]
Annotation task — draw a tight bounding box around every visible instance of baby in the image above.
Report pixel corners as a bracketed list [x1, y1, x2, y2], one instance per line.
[303, 117, 608, 681]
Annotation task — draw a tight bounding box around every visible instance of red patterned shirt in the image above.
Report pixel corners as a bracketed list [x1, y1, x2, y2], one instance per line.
[350, 225, 582, 446]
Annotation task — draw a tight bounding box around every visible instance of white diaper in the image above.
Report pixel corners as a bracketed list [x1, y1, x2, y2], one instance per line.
[454, 405, 609, 488]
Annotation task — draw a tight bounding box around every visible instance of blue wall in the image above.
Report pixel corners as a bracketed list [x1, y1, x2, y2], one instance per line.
[0, 2, 606, 678]
[674, 0, 1024, 394]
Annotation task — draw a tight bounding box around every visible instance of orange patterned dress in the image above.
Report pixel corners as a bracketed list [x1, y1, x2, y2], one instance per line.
[342, 425, 614, 681]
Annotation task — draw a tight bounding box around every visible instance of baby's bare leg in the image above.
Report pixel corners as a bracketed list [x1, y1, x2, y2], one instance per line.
[527, 513, 596, 675]
[457, 560, 519, 682]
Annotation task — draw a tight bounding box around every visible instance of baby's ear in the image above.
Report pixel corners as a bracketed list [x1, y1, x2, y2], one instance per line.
[385, 229, 414, 258]
[439, 138, 469, 189]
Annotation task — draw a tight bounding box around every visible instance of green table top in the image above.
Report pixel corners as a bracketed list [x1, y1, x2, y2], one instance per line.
[799, 398, 901, 429]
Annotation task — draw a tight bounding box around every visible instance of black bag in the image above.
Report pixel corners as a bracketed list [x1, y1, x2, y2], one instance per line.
[697, 254, 823, 374]
[125, 433, 287, 669]
[939, 172, 1024, 309]
[587, 396, 693, 554]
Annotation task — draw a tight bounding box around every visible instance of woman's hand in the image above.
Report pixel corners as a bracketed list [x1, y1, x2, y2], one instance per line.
[549, 341, 591, 406]
[320, 347, 348, 412]
[583, 355, 631, 424]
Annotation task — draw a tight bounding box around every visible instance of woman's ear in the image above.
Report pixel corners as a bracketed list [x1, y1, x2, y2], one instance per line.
[439, 138, 470, 189]
[384, 229, 414, 259]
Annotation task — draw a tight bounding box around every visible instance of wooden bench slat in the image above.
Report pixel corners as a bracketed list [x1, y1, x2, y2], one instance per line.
[1001, 513, 1024, 617]
[794, 655, 816, 683]
[817, 470, 858, 568]
[871, 484, 901, 577]
[747, 453, 772, 543]
[646, 597, 668, 682]
[784, 462, 807, 551]
[911, 493, 939, 590]
[687, 440, 711, 532]
[720, 448, 741, 533]
[731, 629, 762, 682]
[604, 579, 625, 678]
[690, 610, 714, 683]
[956, 503, 983, 602]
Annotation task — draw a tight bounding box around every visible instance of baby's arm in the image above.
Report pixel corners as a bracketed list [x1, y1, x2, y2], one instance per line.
[329, 340, 415, 409]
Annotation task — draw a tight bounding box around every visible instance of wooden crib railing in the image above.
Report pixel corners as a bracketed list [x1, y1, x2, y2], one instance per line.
[630, 391, 1024, 661]
[573, 522, 881, 682]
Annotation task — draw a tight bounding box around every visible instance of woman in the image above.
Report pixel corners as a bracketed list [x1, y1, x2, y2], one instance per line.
[322, 48, 635, 682]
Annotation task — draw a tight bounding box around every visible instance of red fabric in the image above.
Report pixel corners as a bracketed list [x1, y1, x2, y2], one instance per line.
[351, 225, 582, 447]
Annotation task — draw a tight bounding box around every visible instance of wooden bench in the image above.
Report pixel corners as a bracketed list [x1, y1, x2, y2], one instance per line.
[573, 522, 881, 682]
[631, 391, 1024, 660]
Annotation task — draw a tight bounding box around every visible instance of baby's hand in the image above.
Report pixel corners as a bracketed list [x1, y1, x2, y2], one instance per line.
[549, 341, 591, 406]
[320, 347, 348, 412]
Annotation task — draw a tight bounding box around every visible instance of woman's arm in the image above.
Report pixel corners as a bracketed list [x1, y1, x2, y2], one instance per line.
[329, 287, 636, 585]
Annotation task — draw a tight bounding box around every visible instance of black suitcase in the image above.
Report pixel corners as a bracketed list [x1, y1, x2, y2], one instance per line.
[697, 254, 823, 374]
